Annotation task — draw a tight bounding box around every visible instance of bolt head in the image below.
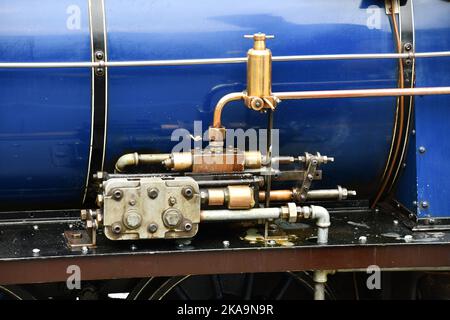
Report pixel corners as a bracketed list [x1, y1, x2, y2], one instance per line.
[420, 201, 429, 209]
[148, 223, 158, 233]
[358, 236, 367, 244]
[223, 240, 230, 248]
[419, 146, 426, 154]
[124, 211, 142, 229]
[96, 67, 104, 76]
[162, 209, 182, 228]
[168, 196, 177, 206]
[95, 51, 104, 60]
[111, 222, 122, 234]
[112, 189, 123, 200]
[81, 246, 89, 254]
[182, 186, 194, 199]
[404, 43, 412, 51]
[147, 187, 159, 199]
[184, 222, 193, 232]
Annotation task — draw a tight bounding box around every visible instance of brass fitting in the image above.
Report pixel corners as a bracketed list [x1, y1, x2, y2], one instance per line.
[244, 33, 277, 111]
[203, 185, 255, 209]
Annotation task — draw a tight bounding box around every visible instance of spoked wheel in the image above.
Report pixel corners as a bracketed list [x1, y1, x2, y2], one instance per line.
[0, 285, 35, 300]
[128, 272, 335, 300]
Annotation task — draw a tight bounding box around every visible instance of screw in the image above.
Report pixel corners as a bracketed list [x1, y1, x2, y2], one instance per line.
[168, 196, 177, 206]
[359, 236, 367, 244]
[420, 201, 429, 209]
[96, 67, 104, 76]
[307, 174, 314, 181]
[113, 189, 123, 200]
[393, 219, 399, 226]
[223, 240, 230, 248]
[81, 246, 89, 254]
[418, 146, 426, 154]
[412, 201, 418, 207]
[404, 58, 412, 66]
[267, 239, 276, 246]
[95, 50, 104, 60]
[129, 199, 136, 206]
[147, 187, 159, 199]
[148, 223, 158, 233]
[182, 186, 194, 199]
[32, 248, 40, 256]
[184, 222, 193, 232]
[130, 244, 137, 251]
[33, 225, 39, 231]
[404, 43, 412, 51]
[411, 129, 416, 136]
[112, 222, 122, 234]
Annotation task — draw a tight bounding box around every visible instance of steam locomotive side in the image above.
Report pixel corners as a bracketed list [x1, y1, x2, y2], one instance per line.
[0, 0, 450, 300]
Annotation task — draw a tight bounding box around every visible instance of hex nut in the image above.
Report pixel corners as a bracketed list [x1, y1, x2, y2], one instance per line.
[162, 208, 182, 228]
[182, 186, 194, 199]
[147, 187, 159, 199]
[124, 211, 142, 229]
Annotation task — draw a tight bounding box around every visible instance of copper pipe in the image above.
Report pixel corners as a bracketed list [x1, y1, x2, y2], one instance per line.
[212, 92, 245, 128]
[259, 190, 293, 202]
[212, 87, 450, 129]
[371, 3, 405, 208]
[273, 87, 450, 100]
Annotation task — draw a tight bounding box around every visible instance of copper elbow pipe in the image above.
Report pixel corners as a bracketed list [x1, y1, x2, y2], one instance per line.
[212, 92, 245, 128]
[212, 87, 450, 129]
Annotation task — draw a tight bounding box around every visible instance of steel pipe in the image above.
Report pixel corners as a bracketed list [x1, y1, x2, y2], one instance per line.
[1, 51, 449, 68]
[200, 207, 282, 222]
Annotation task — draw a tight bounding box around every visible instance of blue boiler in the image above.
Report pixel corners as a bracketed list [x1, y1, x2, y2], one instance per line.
[0, 0, 449, 224]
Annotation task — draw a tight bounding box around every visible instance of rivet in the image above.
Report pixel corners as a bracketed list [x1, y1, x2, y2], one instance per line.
[358, 236, 367, 244]
[418, 146, 426, 154]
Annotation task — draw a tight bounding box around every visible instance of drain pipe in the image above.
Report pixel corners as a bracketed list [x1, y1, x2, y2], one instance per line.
[313, 270, 334, 300]
[303, 205, 330, 244]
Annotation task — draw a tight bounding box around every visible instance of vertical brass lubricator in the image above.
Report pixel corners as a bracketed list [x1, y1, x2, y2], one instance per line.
[244, 33, 277, 111]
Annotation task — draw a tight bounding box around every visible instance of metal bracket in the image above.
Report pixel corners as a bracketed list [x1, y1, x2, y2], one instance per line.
[64, 209, 101, 250]
[294, 154, 319, 202]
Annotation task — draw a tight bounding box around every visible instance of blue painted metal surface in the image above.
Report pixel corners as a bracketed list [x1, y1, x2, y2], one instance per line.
[396, 0, 450, 219]
[0, 0, 448, 213]
[0, 0, 91, 209]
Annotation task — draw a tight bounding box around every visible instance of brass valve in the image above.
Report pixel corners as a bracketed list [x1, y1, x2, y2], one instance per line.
[244, 33, 277, 111]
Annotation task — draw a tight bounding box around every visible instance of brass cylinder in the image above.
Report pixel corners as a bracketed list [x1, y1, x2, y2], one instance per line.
[227, 185, 255, 209]
[247, 33, 272, 100]
[204, 186, 255, 209]
[244, 151, 262, 169]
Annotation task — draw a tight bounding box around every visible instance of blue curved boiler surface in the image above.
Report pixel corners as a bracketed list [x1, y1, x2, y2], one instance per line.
[0, 0, 448, 211]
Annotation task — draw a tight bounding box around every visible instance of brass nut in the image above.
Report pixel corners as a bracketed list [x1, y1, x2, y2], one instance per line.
[249, 97, 265, 111]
